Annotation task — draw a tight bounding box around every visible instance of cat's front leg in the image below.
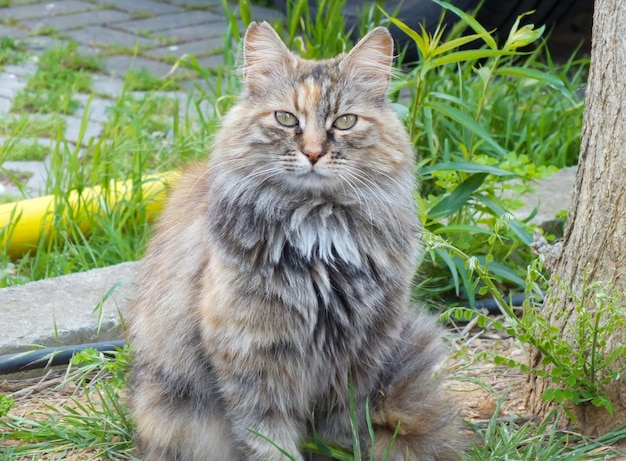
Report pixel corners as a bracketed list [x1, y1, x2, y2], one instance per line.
[215, 360, 309, 461]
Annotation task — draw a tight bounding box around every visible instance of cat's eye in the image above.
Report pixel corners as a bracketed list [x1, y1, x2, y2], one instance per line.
[333, 114, 357, 130]
[275, 111, 299, 127]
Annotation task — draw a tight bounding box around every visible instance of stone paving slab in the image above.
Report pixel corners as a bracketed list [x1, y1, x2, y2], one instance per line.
[0, 73, 27, 99]
[0, 24, 30, 37]
[0, 0, 94, 21]
[64, 24, 157, 49]
[104, 54, 177, 78]
[148, 36, 224, 59]
[0, 262, 138, 356]
[0, 97, 11, 116]
[92, 0, 183, 15]
[112, 10, 224, 34]
[22, 9, 132, 32]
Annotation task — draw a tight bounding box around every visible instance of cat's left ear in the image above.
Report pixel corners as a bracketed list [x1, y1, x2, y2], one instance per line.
[243, 22, 296, 92]
[340, 27, 394, 96]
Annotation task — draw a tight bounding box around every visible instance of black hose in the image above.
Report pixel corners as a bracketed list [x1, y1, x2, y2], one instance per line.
[0, 340, 125, 375]
[468, 293, 535, 315]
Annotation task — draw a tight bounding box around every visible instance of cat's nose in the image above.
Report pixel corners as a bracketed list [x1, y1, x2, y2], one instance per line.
[302, 145, 325, 164]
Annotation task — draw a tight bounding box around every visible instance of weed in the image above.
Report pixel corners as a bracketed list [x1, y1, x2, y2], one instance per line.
[123, 66, 181, 91]
[130, 10, 155, 19]
[33, 26, 62, 37]
[441, 239, 626, 417]
[0, 114, 66, 138]
[2, 141, 49, 161]
[0, 36, 27, 67]
[11, 43, 101, 115]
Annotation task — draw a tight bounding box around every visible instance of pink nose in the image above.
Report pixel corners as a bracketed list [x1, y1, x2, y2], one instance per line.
[303, 145, 325, 164]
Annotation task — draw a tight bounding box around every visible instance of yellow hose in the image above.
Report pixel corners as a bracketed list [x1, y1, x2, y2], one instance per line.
[0, 172, 180, 258]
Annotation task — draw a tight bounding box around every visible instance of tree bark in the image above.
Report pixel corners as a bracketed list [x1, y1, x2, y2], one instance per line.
[527, 0, 626, 435]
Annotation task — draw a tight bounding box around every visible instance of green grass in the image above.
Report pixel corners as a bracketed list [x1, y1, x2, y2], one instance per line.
[2, 140, 50, 161]
[11, 42, 103, 114]
[0, 36, 27, 67]
[123, 66, 182, 91]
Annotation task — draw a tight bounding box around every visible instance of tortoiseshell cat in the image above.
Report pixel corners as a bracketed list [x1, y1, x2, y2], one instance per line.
[127, 22, 463, 461]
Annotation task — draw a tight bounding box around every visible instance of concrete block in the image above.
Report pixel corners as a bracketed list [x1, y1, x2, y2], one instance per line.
[0, 72, 26, 99]
[509, 166, 576, 225]
[92, 0, 182, 14]
[149, 23, 226, 44]
[91, 74, 125, 99]
[112, 11, 222, 34]
[0, 262, 138, 355]
[103, 54, 176, 78]
[0, 97, 11, 116]
[0, 0, 94, 21]
[148, 36, 224, 59]
[64, 25, 156, 50]
[21, 9, 131, 32]
[0, 24, 30, 38]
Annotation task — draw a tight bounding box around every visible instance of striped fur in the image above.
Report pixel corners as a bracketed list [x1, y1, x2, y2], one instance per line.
[127, 22, 463, 461]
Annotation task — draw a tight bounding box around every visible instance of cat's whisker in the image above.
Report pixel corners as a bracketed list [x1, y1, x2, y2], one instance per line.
[340, 165, 403, 229]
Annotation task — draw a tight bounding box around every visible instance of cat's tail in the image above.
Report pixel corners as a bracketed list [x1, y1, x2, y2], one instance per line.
[368, 309, 465, 461]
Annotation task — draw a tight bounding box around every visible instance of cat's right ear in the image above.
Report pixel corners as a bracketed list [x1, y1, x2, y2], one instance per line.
[243, 22, 295, 92]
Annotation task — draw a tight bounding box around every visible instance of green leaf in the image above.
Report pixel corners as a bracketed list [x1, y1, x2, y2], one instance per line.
[475, 258, 526, 288]
[474, 194, 533, 245]
[432, 0, 498, 50]
[428, 173, 487, 220]
[495, 66, 577, 105]
[424, 100, 508, 157]
[421, 161, 515, 177]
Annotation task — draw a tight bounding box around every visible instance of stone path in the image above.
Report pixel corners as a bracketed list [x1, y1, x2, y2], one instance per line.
[0, 0, 283, 199]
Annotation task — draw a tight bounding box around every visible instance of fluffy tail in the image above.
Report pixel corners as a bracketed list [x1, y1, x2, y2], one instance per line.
[368, 310, 465, 461]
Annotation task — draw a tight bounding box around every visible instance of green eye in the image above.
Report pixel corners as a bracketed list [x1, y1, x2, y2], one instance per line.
[275, 111, 299, 127]
[333, 114, 357, 130]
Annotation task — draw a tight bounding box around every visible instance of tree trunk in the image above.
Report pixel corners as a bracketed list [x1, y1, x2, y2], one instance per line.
[527, 0, 626, 435]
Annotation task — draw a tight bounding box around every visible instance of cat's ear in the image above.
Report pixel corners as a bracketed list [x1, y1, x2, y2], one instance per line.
[341, 27, 394, 96]
[243, 22, 296, 92]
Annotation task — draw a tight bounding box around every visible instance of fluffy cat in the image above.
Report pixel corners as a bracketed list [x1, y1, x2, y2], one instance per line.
[127, 21, 463, 461]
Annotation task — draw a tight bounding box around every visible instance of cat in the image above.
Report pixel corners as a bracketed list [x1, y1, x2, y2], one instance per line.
[127, 21, 463, 461]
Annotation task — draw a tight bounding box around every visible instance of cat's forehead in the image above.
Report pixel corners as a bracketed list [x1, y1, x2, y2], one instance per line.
[295, 56, 344, 84]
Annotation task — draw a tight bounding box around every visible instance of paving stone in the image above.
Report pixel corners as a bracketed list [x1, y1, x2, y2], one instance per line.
[92, 0, 182, 14]
[249, 4, 286, 22]
[64, 24, 156, 49]
[73, 94, 113, 124]
[150, 22, 226, 44]
[103, 54, 177, 78]
[0, 72, 27, 99]
[2, 60, 38, 77]
[509, 166, 577, 225]
[148, 36, 223, 59]
[91, 74, 125, 99]
[196, 53, 227, 70]
[2, 158, 50, 194]
[0, 23, 30, 38]
[0, 262, 138, 356]
[20, 35, 68, 55]
[63, 116, 103, 145]
[167, 0, 221, 5]
[21, 9, 132, 32]
[0, 97, 11, 116]
[0, 0, 94, 21]
[112, 10, 223, 34]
